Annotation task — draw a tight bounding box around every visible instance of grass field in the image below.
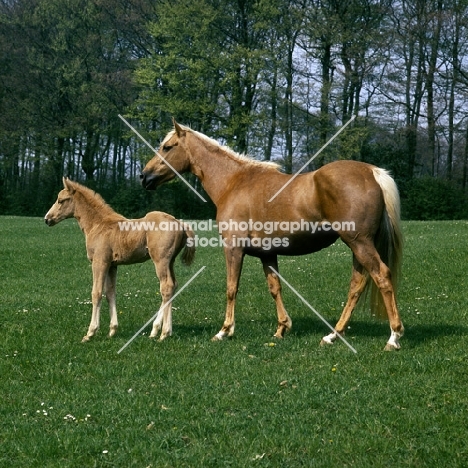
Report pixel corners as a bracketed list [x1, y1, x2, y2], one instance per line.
[1, 216, 468, 467]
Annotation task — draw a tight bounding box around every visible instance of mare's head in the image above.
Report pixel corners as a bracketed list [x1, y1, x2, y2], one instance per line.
[140, 120, 191, 190]
[44, 178, 76, 226]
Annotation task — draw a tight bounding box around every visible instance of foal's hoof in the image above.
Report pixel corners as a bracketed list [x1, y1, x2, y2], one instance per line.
[212, 332, 227, 341]
[319, 338, 334, 347]
[81, 335, 92, 343]
[384, 342, 401, 351]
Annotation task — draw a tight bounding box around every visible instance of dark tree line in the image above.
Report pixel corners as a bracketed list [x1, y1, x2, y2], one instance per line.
[1, 0, 468, 220]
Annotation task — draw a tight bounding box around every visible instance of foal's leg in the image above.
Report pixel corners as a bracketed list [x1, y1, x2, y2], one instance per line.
[212, 246, 244, 340]
[321, 256, 367, 346]
[83, 261, 108, 342]
[150, 257, 176, 340]
[105, 265, 118, 337]
[261, 256, 292, 338]
[351, 242, 404, 351]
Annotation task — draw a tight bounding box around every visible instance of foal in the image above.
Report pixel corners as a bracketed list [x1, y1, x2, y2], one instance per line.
[45, 178, 195, 342]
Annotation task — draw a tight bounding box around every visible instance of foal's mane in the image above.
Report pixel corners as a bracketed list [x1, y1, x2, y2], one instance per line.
[67, 180, 122, 219]
[165, 125, 280, 170]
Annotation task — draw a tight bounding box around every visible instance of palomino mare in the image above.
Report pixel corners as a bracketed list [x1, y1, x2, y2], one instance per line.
[45, 178, 195, 342]
[140, 121, 404, 350]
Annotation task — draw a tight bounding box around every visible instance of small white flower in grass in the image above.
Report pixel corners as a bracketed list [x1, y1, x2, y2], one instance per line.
[102, 450, 109, 454]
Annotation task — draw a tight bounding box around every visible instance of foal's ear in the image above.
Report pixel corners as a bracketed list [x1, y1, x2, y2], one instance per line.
[62, 177, 75, 193]
[173, 118, 185, 138]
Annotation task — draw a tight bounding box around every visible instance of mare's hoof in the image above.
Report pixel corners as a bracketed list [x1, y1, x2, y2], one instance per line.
[384, 343, 401, 351]
[81, 336, 91, 343]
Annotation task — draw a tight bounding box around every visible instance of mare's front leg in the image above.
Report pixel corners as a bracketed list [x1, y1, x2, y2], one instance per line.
[212, 245, 244, 341]
[106, 265, 118, 337]
[261, 256, 292, 338]
[82, 260, 109, 342]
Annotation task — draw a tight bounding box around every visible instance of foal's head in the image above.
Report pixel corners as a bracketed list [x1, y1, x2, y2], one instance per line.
[44, 178, 76, 226]
[140, 120, 191, 190]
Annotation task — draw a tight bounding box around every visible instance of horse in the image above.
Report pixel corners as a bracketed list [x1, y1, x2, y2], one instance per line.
[44, 178, 195, 342]
[140, 121, 404, 351]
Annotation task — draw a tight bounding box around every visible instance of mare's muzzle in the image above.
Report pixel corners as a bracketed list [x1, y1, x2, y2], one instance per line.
[140, 172, 159, 190]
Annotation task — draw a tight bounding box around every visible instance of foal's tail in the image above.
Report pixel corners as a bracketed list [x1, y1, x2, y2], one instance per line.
[180, 223, 196, 266]
[369, 167, 403, 317]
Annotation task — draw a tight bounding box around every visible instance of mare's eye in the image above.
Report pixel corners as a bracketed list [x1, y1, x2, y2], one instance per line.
[163, 145, 173, 151]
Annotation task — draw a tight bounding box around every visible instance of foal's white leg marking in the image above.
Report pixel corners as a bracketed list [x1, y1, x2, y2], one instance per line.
[321, 331, 338, 345]
[150, 308, 164, 338]
[107, 268, 118, 337]
[159, 301, 173, 341]
[213, 331, 227, 341]
[83, 301, 101, 342]
[213, 323, 235, 341]
[384, 330, 402, 351]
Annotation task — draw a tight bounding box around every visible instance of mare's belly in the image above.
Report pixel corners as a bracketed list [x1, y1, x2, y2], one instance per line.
[243, 230, 339, 257]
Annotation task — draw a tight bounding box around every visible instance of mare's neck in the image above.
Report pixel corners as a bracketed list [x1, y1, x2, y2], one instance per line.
[187, 135, 247, 206]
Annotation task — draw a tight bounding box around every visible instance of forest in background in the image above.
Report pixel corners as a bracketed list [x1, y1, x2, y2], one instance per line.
[1, 0, 468, 220]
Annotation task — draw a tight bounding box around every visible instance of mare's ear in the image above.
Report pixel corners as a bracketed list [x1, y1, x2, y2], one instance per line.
[173, 118, 185, 138]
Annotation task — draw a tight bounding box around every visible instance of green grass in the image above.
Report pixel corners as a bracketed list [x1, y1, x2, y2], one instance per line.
[1, 216, 468, 467]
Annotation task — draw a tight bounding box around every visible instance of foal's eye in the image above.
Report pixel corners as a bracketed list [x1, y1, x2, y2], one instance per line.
[163, 145, 173, 151]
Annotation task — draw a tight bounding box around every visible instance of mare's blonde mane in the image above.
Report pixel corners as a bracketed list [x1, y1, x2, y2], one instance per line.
[164, 125, 280, 170]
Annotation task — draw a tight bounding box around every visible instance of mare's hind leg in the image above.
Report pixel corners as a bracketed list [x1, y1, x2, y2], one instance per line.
[351, 241, 404, 351]
[261, 256, 292, 338]
[150, 257, 176, 340]
[321, 256, 367, 346]
[105, 265, 118, 337]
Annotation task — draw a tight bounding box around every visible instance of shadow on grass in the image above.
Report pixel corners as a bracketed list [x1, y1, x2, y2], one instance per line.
[289, 315, 468, 348]
[116, 314, 468, 349]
